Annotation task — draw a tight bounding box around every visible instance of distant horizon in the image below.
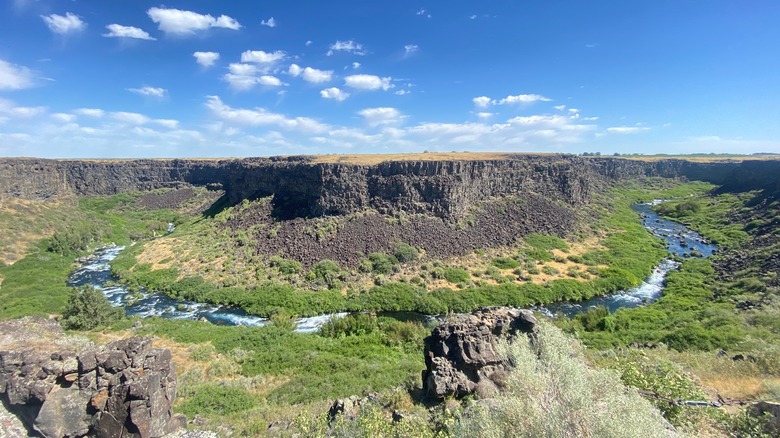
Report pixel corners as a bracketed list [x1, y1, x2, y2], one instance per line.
[1, 1, 779, 158]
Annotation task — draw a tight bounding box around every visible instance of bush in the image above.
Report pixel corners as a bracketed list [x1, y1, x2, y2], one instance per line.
[178, 384, 257, 416]
[393, 242, 420, 263]
[268, 256, 302, 275]
[444, 267, 470, 284]
[452, 321, 672, 437]
[320, 313, 378, 337]
[492, 257, 520, 269]
[368, 253, 398, 274]
[61, 287, 123, 330]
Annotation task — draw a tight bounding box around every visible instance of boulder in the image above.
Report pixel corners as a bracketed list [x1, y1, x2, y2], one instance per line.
[1, 332, 184, 438]
[422, 307, 536, 399]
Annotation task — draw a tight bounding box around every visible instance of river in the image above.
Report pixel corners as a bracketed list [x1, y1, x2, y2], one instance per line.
[66, 202, 716, 332]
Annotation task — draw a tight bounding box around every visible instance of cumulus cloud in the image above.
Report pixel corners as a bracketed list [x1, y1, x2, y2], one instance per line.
[303, 67, 332, 83]
[0, 99, 46, 118]
[147, 7, 240, 35]
[41, 13, 86, 34]
[352, 62, 361, 69]
[344, 74, 393, 91]
[112, 112, 150, 125]
[154, 119, 179, 129]
[320, 87, 349, 101]
[51, 113, 76, 122]
[206, 95, 328, 134]
[327, 40, 366, 56]
[476, 112, 493, 119]
[498, 94, 551, 104]
[288, 64, 302, 76]
[473, 96, 492, 108]
[103, 24, 155, 40]
[260, 17, 276, 28]
[404, 44, 419, 55]
[224, 63, 284, 90]
[416, 9, 431, 18]
[358, 107, 404, 127]
[0, 59, 37, 90]
[75, 108, 104, 118]
[193, 51, 220, 67]
[606, 126, 650, 134]
[128, 86, 167, 97]
[240, 50, 286, 65]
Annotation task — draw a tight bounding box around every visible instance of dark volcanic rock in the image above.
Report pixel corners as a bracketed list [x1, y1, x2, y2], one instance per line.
[1, 332, 183, 438]
[422, 307, 537, 399]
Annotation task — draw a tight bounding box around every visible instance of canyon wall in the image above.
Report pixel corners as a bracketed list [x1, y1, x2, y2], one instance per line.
[1, 155, 778, 220]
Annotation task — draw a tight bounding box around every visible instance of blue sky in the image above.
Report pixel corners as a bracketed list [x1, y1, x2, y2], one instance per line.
[1, 0, 779, 158]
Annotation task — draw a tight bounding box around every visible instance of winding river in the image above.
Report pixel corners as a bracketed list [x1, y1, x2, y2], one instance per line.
[66, 202, 716, 332]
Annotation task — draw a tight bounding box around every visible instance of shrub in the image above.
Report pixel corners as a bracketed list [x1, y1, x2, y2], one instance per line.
[492, 257, 520, 269]
[61, 287, 123, 330]
[368, 252, 398, 274]
[393, 242, 420, 263]
[452, 321, 672, 437]
[320, 313, 378, 337]
[268, 256, 302, 275]
[443, 267, 470, 284]
[178, 384, 257, 416]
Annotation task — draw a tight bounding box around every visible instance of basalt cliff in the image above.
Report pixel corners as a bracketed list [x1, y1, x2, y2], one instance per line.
[2, 155, 777, 222]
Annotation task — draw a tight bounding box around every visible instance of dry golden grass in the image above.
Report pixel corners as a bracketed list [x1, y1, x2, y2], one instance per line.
[0, 198, 76, 264]
[310, 151, 551, 165]
[613, 154, 780, 163]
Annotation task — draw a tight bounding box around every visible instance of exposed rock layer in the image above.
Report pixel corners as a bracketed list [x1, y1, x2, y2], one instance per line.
[422, 307, 537, 399]
[0, 320, 184, 438]
[3, 156, 777, 221]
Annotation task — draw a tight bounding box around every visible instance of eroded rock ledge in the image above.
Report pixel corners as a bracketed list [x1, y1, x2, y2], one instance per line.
[422, 307, 537, 399]
[0, 319, 184, 438]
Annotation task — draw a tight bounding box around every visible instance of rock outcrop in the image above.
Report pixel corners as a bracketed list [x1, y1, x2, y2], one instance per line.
[0, 333, 184, 438]
[422, 307, 537, 399]
[3, 155, 776, 222]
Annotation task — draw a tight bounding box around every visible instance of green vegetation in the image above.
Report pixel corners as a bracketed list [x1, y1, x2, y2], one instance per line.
[178, 384, 257, 416]
[61, 286, 124, 330]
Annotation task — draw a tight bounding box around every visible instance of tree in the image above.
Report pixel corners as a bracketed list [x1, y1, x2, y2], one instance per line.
[61, 287, 124, 330]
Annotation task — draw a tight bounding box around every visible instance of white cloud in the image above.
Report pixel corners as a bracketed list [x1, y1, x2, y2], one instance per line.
[260, 17, 276, 28]
[112, 112, 150, 125]
[344, 74, 393, 91]
[301, 67, 333, 83]
[359, 107, 404, 127]
[554, 105, 566, 111]
[320, 87, 349, 101]
[404, 44, 419, 55]
[206, 95, 329, 134]
[288, 64, 302, 76]
[154, 119, 179, 129]
[305, 40, 313, 46]
[52, 113, 76, 122]
[0, 99, 46, 118]
[473, 96, 492, 108]
[75, 108, 104, 118]
[0, 59, 37, 90]
[193, 51, 220, 67]
[41, 13, 85, 34]
[224, 64, 284, 90]
[103, 24, 155, 40]
[258, 75, 283, 87]
[469, 14, 477, 20]
[128, 86, 167, 97]
[476, 112, 493, 119]
[498, 94, 551, 104]
[352, 62, 361, 69]
[395, 90, 410, 95]
[416, 9, 431, 18]
[606, 126, 650, 134]
[327, 40, 366, 56]
[241, 50, 286, 65]
[147, 7, 240, 35]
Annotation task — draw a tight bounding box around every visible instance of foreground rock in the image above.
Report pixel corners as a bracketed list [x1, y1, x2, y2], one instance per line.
[0, 319, 184, 438]
[422, 307, 537, 399]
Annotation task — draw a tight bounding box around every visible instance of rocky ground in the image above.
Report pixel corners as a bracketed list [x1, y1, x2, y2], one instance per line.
[225, 193, 578, 268]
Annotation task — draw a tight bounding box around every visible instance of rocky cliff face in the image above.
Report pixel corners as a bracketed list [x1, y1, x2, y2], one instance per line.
[1, 156, 778, 221]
